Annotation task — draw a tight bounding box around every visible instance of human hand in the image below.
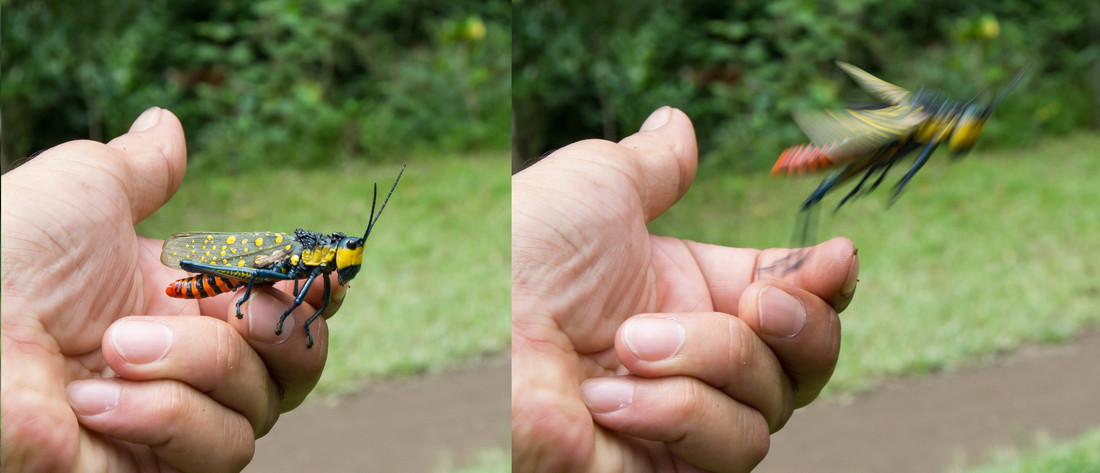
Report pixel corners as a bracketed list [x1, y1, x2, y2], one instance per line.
[512, 107, 859, 472]
[1, 107, 338, 472]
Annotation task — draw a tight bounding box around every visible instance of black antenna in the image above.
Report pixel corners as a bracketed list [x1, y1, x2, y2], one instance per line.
[984, 64, 1029, 118]
[363, 163, 407, 240]
[961, 87, 986, 110]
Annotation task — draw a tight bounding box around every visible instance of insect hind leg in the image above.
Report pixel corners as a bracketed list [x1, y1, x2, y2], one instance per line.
[301, 275, 332, 349]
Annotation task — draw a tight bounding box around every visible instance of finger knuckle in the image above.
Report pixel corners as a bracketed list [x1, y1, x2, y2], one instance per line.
[210, 321, 242, 382]
[739, 409, 771, 469]
[225, 414, 257, 471]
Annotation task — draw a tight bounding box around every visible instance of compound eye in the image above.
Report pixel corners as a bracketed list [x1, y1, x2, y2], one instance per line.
[345, 239, 362, 250]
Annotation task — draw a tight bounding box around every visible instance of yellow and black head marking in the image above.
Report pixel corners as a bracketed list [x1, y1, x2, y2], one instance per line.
[161, 163, 406, 347]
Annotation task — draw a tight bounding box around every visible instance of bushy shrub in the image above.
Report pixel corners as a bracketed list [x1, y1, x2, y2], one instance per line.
[1, 0, 511, 173]
[512, 0, 1098, 172]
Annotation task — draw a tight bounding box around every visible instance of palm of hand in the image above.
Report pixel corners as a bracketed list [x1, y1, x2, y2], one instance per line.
[1, 140, 185, 470]
[512, 150, 721, 470]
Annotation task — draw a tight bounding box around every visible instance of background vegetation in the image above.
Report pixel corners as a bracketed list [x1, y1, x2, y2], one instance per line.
[2, 0, 510, 172]
[959, 427, 1100, 473]
[513, 0, 1098, 172]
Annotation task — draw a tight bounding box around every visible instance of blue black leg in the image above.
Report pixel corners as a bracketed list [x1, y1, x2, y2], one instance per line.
[302, 275, 332, 348]
[277, 271, 319, 337]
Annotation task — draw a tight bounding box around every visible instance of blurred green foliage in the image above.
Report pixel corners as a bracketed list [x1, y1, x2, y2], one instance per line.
[513, 0, 1099, 172]
[2, 0, 510, 173]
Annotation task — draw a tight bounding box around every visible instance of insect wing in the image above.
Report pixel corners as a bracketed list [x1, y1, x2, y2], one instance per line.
[793, 104, 927, 165]
[836, 61, 912, 105]
[160, 232, 300, 271]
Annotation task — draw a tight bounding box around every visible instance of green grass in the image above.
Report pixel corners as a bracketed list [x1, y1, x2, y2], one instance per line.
[952, 428, 1100, 473]
[136, 154, 511, 394]
[435, 445, 511, 473]
[649, 132, 1100, 394]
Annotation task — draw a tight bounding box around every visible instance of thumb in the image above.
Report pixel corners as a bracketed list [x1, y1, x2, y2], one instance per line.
[106, 107, 188, 223]
[516, 107, 698, 224]
[617, 106, 699, 222]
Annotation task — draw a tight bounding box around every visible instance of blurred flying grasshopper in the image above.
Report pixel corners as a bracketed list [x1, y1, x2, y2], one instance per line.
[767, 61, 1027, 271]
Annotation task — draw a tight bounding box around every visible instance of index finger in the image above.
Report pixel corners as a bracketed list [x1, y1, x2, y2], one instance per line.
[684, 237, 860, 313]
[226, 280, 340, 411]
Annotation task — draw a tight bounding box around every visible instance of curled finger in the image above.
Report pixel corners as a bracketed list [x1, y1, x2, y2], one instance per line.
[582, 375, 769, 473]
[67, 378, 254, 473]
[613, 312, 794, 430]
[737, 281, 842, 408]
[101, 316, 281, 436]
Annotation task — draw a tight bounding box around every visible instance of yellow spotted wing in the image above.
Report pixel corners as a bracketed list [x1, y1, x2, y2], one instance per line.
[160, 232, 302, 271]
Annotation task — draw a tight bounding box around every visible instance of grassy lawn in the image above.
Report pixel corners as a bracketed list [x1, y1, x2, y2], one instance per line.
[955, 428, 1100, 473]
[435, 445, 510, 473]
[649, 132, 1100, 394]
[136, 154, 511, 394]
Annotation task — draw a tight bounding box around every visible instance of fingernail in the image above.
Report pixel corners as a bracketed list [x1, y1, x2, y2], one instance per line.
[758, 286, 806, 338]
[323, 284, 348, 319]
[111, 320, 173, 364]
[623, 317, 685, 362]
[581, 378, 635, 413]
[67, 380, 121, 416]
[840, 251, 860, 298]
[129, 107, 162, 132]
[639, 106, 672, 131]
[248, 290, 294, 344]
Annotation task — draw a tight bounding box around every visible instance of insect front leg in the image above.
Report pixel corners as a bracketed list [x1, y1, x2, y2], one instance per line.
[276, 270, 319, 337]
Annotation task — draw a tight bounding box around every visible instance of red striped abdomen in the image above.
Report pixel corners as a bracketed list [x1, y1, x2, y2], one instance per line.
[771, 144, 835, 175]
[165, 274, 246, 299]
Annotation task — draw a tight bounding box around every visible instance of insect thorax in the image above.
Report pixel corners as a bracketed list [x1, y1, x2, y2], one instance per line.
[282, 229, 349, 271]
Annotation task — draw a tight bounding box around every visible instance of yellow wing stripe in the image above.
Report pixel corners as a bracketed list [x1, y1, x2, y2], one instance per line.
[836, 61, 912, 105]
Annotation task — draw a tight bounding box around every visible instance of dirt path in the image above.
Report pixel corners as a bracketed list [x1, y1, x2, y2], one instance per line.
[245, 331, 1100, 473]
[244, 354, 510, 473]
[756, 330, 1100, 473]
